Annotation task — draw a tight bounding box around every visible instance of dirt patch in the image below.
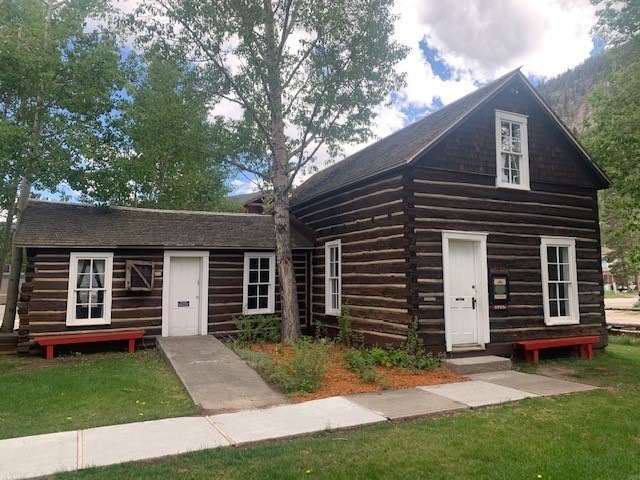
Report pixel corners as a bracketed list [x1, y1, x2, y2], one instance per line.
[532, 364, 581, 381]
[251, 343, 467, 402]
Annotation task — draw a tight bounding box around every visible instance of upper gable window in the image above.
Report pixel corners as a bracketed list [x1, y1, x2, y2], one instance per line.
[495, 110, 530, 190]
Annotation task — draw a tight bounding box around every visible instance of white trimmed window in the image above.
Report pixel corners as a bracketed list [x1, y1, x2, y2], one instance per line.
[540, 237, 580, 326]
[495, 110, 530, 190]
[325, 240, 341, 315]
[243, 252, 275, 314]
[66, 252, 114, 326]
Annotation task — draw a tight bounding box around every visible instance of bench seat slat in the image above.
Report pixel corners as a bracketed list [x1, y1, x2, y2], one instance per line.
[514, 336, 600, 350]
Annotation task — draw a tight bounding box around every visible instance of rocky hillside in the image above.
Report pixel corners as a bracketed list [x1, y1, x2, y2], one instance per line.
[536, 42, 638, 135]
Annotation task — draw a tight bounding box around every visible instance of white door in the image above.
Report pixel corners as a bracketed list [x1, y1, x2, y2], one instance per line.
[168, 257, 201, 336]
[448, 240, 479, 346]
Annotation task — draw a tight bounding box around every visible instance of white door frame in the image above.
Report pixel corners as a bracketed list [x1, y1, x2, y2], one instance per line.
[442, 231, 490, 352]
[162, 250, 210, 337]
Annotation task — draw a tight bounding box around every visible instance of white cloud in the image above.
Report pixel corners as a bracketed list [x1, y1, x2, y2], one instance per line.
[230, 179, 258, 195]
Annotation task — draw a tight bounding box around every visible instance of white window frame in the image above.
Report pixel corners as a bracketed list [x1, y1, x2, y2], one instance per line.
[495, 109, 530, 190]
[243, 252, 276, 314]
[540, 237, 580, 326]
[325, 239, 342, 316]
[66, 252, 114, 326]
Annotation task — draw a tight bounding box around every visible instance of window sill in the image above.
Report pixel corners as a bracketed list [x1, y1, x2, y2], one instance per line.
[495, 182, 531, 191]
[244, 309, 275, 315]
[66, 319, 111, 327]
[544, 318, 579, 326]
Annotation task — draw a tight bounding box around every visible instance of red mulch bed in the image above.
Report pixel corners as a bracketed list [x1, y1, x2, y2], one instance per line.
[251, 343, 467, 402]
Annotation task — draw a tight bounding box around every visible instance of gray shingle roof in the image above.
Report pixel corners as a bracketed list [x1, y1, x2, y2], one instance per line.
[291, 69, 521, 206]
[16, 200, 314, 249]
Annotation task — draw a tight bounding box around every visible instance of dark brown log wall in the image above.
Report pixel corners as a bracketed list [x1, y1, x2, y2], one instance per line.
[18, 248, 310, 354]
[207, 249, 310, 336]
[408, 81, 606, 354]
[18, 248, 164, 354]
[292, 174, 411, 345]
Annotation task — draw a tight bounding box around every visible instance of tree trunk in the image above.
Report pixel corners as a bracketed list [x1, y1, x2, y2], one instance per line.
[0, 176, 20, 293]
[0, 178, 30, 333]
[263, 0, 301, 341]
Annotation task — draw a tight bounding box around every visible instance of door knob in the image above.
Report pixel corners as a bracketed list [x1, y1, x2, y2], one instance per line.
[472, 298, 477, 310]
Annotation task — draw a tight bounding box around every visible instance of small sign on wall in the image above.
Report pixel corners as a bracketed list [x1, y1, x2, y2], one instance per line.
[489, 267, 510, 311]
[177, 301, 190, 308]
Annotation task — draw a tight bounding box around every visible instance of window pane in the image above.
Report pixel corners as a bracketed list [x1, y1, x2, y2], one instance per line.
[90, 304, 103, 319]
[77, 291, 90, 304]
[259, 270, 269, 283]
[249, 271, 258, 283]
[77, 274, 90, 288]
[259, 258, 269, 270]
[510, 156, 520, 170]
[558, 282, 568, 299]
[549, 300, 558, 317]
[547, 246, 557, 263]
[511, 170, 520, 184]
[559, 263, 569, 281]
[502, 136, 511, 151]
[501, 121, 510, 136]
[248, 284, 257, 297]
[76, 305, 89, 319]
[248, 297, 257, 310]
[512, 123, 521, 138]
[559, 299, 568, 316]
[249, 258, 258, 270]
[548, 283, 557, 300]
[502, 153, 510, 169]
[77, 259, 91, 274]
[258, 297, 268, 309]
[512, 139, 521, 153]
[332, 293, 339, 310]
[92, 273, 105, 289]
[559, 247, 569, 263]
[548, 264, 558, 281]
[96, 290, 104, 303]
[259, 284, 269, 296]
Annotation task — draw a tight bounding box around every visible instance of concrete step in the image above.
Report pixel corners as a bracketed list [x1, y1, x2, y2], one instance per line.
[444, 355, 512, 375]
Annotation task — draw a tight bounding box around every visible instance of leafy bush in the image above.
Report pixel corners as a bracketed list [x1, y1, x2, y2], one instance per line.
[337, 305, 363, 347]
[392, 318, 439, 371]
[268, 338, 330, 394]
[344, 349, 381, 383]
[234, 314, 281, 345]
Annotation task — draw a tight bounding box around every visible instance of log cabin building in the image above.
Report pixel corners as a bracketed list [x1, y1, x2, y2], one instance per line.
[15, 69, 610, 357]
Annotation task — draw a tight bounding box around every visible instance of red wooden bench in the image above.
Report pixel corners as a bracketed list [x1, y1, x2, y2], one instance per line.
[35, 330, 145, 360]
[514, 336, 600, 363]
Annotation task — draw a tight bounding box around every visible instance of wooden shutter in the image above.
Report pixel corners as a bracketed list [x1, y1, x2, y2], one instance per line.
[125, 260, 155, 292]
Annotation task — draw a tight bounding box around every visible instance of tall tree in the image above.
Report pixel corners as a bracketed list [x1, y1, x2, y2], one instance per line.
[77, 55, 234, 211]
[135, 0, 407, 340]
[591, 0, 640, 45]
[0, 0, 123, 332]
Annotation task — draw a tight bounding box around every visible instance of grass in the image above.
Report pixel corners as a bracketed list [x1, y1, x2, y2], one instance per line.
[0, 350, 197, 440]
[47, 336, 640, 479]
[604, 290, 638, 298]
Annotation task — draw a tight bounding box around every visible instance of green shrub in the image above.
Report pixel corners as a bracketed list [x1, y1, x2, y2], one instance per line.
[337, 305, 363, 347]
[369, 347, 393, 368]
[234, 314, 281, 345]
[390, 318, 439, 371]
[344, 349, 380, 383]
[268, 338, 330, 394]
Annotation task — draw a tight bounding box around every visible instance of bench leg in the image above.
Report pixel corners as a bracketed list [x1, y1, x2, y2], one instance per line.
[532, 349, 539, 363]
[587, 344, 594, 359]
[128, 338, 136, 354]
[46, 345, 54, 360]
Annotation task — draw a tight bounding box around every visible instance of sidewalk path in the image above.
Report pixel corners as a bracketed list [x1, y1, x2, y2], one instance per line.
[0, 372, 597, 480]
[156, 336, 288, 412]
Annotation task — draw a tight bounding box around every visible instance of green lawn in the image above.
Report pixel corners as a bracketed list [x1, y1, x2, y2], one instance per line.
[0, 350, 197, 439]
[50, 336, 640, 480]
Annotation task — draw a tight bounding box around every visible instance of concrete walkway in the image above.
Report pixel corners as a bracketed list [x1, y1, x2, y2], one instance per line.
[156, 336, 288, 412]
[0, 372, 597, 480]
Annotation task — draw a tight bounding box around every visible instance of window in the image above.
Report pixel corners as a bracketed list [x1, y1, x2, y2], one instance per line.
[243, 252, 275, 314]
[325, 240, 341, 315]
[495, 110, 530, 189]
[66, 252, 114, 326]
[540, 237, 579, 325]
